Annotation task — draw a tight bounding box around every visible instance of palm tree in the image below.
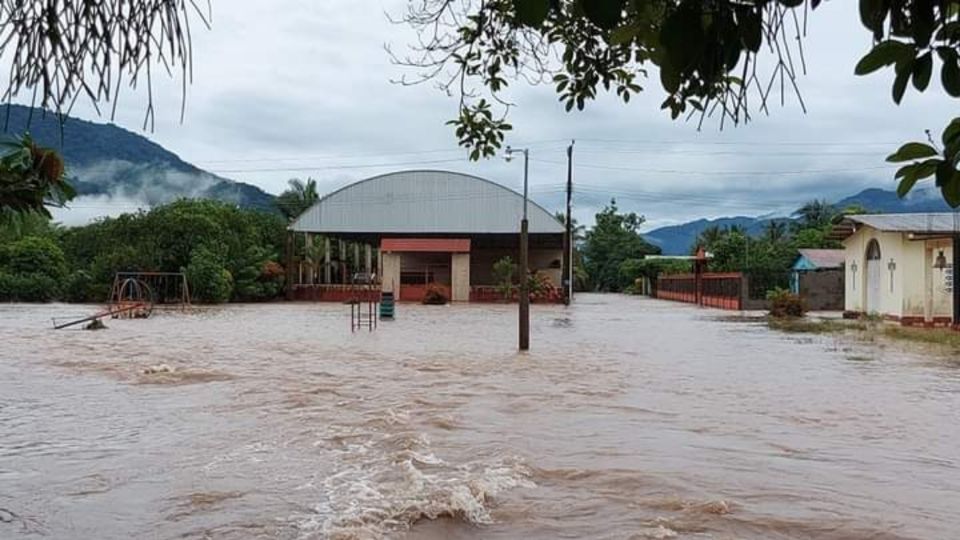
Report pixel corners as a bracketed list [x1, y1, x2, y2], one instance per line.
[554, 211, 586, 243]
[694, 224, 725, 252]
[275, 177, 319, 221]
[0, 134, 74, 221]
[795, 199, 836, 228]
[764, 220, 788, 242]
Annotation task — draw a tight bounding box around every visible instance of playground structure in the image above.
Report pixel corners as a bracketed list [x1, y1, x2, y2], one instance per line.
[52, 272, 191, 330]
[108, 277, 155, 319]
[349, 272, 380, 332]
[110, 272, 191, 311]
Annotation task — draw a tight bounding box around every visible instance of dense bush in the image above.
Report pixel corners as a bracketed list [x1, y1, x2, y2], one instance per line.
[54, 199, 286, 304]
[185, 247, 234, 303]
[0, 236, 67, 301]
[767, 287, 806, 318]
[0, 272, 60, 301]
[528, 271, 561, 303]
[61, 270, 97, 303]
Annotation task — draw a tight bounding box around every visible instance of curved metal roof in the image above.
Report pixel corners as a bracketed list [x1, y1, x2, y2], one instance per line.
[290, 170, 564, 234]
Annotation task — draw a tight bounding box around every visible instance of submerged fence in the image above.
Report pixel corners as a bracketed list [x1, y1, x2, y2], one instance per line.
[656, 272, 744, 310]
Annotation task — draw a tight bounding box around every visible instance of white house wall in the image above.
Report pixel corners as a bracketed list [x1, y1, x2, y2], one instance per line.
[843, 227, 905, 317]
[900, 237, 926, 317]
[845, 226, 955, 321]
[928, 240, 955, 318]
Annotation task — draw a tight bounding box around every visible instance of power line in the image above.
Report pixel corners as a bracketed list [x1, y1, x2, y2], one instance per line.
[530, 157, 895, 176]
[193, 139, 569, 165]
[574, 138, 905, 147]
[209, 157, 473, 174]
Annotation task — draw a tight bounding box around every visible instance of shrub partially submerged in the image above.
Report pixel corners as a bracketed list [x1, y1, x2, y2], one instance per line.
[766, 287, 805, 318]
[422, 283, 449, 305]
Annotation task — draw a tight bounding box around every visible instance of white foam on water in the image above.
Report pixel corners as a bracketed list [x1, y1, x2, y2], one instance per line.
[290, 418, 535, 539]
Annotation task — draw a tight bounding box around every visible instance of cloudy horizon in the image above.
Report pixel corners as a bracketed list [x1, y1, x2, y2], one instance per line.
[29, 1, 960, 230]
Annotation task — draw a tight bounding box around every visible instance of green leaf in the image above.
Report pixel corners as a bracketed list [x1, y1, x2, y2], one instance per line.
[936, 161, 954, 187]
[854, 40, 913, 76]
[513, 0, 550, 27]
[943, 118, 960, 148]
[737, 7, 762, 53]
[659, 62, 681, 93]
[886, 142, 938, 162]
[859, 0, 888, 37]
[897, 170, 920, 198]
[610, 25, 638, 46]
[580, 0, 625, 30]
[892, 63, 911, 104]
[942, 54, 960, 97]
[939, 168, 960, 207]
[912, 51, 932, 91]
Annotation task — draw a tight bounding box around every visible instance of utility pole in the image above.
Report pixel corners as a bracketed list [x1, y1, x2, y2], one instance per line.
[564, 140, 575, 306]
[506, 146, 530, 351]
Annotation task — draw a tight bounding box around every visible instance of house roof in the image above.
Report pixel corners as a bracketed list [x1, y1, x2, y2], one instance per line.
[830, 212, 960, 240]
[846, 212, 960, 233]
[795, 249, 845, 269]
[290, 170, 564, 235]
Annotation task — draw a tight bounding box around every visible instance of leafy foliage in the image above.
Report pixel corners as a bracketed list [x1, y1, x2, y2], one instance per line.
[767, 287, 806, 318]
[276, 178, 320, 221]
[0, 134, 74, 219]
[185, 247, 234, 304]
[0, 235, 67, 301]
[887, 118, 960, 206]
[397, 0, 960, 207]
[422, 283, 450, 305]
[580, 200, 661, 291]
[396, 1, 820, 159]
[0, 199, 288, 304]
[0, 2, 209, 128]
[492, 255, 518, 300]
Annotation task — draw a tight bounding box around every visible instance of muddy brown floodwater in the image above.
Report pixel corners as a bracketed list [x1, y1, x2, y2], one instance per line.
[1, 295, 959, 539]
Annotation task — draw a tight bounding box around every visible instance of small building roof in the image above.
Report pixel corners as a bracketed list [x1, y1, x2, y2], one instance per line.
[846, 212, 960, 233]
[831, 212, 960, 240]
[290, 170, 564, 235]
[794, 249, 845, 270]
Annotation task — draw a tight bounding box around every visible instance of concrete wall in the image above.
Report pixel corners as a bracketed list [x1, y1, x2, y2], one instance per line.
[798, 269, 844, 311]
[451, 253, 470, 302]
[844, 227, 954, 320]
[925, 239, 954, 319]
[843, 228, 906, 317]
[381, 252, 400, 292]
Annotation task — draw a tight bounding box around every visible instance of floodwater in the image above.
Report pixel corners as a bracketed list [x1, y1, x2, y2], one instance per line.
[1, 295, 959, 540]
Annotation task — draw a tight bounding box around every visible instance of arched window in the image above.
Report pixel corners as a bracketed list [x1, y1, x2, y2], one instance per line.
[866, 239, 881, 261]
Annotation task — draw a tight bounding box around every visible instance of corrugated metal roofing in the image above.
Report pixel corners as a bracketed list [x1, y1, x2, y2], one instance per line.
[290, 170, 565, 234]
[381, 238, 471, 252]
[847, 212, 960, 233]
[795, 249, 845, 269]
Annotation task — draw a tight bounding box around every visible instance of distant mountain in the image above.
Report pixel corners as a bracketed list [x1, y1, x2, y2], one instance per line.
[644, 186, 954, 255]
[833, 187, 953, 213]
[0, 105, 274, 211]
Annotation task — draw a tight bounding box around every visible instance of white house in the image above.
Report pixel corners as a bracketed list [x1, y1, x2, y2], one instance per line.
[837, 213, 959, 327]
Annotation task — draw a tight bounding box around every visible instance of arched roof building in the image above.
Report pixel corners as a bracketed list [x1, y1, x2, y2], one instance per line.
[288, 170, 566, 303]
[290, 170, 563, 235]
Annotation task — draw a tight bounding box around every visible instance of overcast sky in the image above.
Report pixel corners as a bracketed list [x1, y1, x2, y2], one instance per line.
[47, 0, 958, 230]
